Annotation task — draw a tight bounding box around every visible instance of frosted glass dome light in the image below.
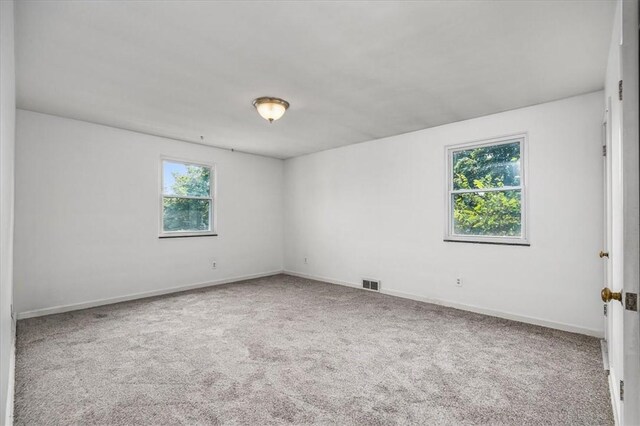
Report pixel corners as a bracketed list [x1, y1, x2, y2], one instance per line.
[252, 97, 290, 123]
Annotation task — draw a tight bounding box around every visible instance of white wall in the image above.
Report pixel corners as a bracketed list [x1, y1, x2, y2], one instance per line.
[284, 91, 605, 336]
[14, 110, 284, 316]
[14, 92, 605, 338]
[0, 0, 16, 424]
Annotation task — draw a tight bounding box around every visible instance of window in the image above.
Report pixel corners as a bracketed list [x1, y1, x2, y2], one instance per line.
[160, 159, 216, 238]
[445, 135, 528, 245]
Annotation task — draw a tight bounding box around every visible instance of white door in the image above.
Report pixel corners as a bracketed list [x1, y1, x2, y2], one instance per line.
[619, 0, 639, 422]
[603, 1, 639, 424]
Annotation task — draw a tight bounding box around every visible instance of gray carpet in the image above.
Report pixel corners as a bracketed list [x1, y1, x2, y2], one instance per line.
[14, 274, 612, 425]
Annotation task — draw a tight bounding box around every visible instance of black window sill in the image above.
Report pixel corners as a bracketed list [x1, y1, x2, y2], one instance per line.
[159, 233, 218, 239]
[443, 239, 530, 247]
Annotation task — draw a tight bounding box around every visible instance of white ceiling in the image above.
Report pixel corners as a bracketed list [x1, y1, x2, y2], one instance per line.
[16, 1, 615, 159]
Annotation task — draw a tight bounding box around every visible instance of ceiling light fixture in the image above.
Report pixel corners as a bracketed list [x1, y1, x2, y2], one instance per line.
[252, 97, 290, 123]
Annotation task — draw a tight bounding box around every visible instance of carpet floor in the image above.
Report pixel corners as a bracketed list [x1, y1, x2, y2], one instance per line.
[14, 274, 612, 425]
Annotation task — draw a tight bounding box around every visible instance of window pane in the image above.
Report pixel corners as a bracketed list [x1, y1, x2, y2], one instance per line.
[453, 190, 521, 237]
[163, 161, 210, 197]
[452, 141, 520, 190]
[163, 198, 211, 232]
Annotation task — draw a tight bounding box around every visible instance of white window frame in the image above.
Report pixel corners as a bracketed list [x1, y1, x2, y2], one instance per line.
[159, 157, 217, 238]
[444, 133, 529, 246]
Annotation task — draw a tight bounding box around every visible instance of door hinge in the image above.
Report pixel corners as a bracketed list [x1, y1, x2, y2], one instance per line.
[625, 292, 638, 311]
[602, 145, 607, 156]
[604, 303, 608, 316]
[619, 80, 623, 100]
[620, 380, 624, 401]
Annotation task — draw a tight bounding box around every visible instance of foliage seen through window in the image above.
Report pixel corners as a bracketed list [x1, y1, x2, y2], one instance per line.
[162, 161, 212, 234]
[450, 141, 523, 238]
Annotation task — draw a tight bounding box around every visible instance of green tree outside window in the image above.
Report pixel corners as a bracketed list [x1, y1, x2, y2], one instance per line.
[450, 141, 522, 237]
[162, 161, 212, 233]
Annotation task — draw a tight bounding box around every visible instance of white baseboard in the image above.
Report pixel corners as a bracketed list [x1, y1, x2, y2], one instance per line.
[17, 270, 284, 320]
[17, 268, 603, 338]
[284, 270, 603, 338]
[5, 321, 15, 426]
[285, 270, 361, 289]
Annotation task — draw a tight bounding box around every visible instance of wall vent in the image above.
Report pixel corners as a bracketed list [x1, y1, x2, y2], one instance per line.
[362, 279, 380, 292]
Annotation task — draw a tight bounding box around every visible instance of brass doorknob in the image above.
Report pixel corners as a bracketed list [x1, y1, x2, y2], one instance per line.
[599, 251, 610, 258]
[601, 287, 622, 303]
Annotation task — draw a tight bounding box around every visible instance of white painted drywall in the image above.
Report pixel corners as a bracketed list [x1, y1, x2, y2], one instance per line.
[284, 91, 605, 336]
[14, 110, 284, 315]
[0, 0, 16, 423]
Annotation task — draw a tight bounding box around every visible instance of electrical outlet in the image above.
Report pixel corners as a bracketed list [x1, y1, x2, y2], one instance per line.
[455, 277, 463, 287]
[304, 257, 308, 264]
[212, 260, 217, 270]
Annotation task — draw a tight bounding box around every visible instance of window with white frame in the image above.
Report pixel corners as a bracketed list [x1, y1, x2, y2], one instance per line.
[160, 159, 215, 237]
[445, 135, 527, 245]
